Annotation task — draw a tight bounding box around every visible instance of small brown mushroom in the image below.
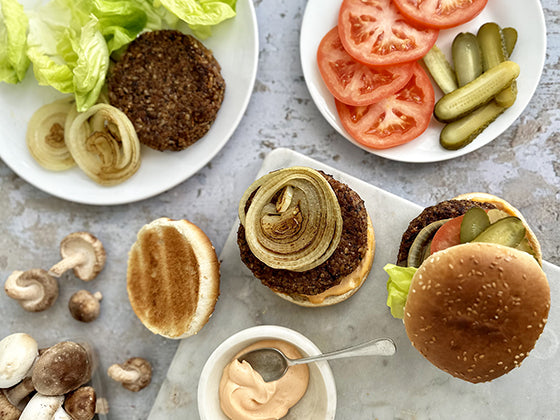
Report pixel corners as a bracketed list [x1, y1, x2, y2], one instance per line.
[107, 357, 152, 392]
[0, 392, 21, 420]
[68, 290, 102, 322]
[32, 341, 91, 396]
[64, 386, 96, 420]
[4, 269, 59, 312]
[48, 232, 106, 281]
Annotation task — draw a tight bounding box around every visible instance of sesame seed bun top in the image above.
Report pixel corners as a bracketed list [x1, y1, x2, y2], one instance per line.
[404, 242, 550, 383]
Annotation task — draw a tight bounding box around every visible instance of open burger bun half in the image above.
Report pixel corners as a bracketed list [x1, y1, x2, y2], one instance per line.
[453, 192, 542, 265]
[275, 216, 375, 307]
[404, 242, 550, 383]
[127, 218, 220, 339]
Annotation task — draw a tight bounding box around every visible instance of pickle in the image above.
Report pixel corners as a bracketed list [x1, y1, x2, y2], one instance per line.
[452, 32, 482, 87]
[478, 23, 507, 71]
[472, 216, 526, 248]
[422, 45, 458, 94]
[434, 60, 519, 122]
[502, 27, 518, 58]
[486, 208, 509, 223]
[478, 23, 517, 109]
[440, 100, 505, 150]
[460, 207, 490, 243]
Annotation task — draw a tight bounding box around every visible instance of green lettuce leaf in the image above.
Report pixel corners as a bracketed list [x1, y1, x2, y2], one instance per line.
[156, 0, 236, 38]
[384, 264, 417, 319]
[72, 16, 109, 111]
[0, 0, 30, 84]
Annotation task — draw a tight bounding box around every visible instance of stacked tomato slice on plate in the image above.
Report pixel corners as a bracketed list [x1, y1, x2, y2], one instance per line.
[317, 0, 488, 150]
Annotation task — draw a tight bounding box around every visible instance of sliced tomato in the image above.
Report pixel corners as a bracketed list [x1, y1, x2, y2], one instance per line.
[335, 62, 434, 149]
[393, 0, 488, 30]
[317, 27, 414, 106]
[337, 0, 439, 66]
[430, 215, 464, 254]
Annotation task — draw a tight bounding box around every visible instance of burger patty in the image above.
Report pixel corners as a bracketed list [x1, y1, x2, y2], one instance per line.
[107, 30, 225, 152]
[237, 172, 369, 296]
[397, 199, 496, 266]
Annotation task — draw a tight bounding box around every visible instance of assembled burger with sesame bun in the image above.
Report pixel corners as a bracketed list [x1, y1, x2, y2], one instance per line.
[237, 167, 375, 307]
[385, 193, 550, 383]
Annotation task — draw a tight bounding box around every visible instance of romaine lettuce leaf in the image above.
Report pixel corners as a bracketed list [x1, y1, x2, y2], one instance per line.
[384, 264, 417, 319]
[0, 0, 30, 84]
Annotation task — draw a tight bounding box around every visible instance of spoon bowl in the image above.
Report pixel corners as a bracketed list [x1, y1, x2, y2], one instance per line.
[238, 337, 396, 382]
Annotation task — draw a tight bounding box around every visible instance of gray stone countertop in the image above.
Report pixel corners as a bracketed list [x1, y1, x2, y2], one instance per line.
[1, 1, 559, 419]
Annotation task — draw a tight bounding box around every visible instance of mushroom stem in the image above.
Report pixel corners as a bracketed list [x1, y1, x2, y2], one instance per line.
[107, 364, 141, 383]
[4, 269, 59, 312]
[4, 271, 42, 300]
[4, 377, 35, 408]
[106, 357, 152, 392]
[49, 252, 87, 278]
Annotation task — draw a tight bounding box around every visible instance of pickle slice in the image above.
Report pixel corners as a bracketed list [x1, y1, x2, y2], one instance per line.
[503, 27, 518, 58]
[460, 207, 490, 243]
[472, 216, 526, 248]
[423, 45, 458, 94]
[486, 208, 509, 223]
[452, 32, 482, 87]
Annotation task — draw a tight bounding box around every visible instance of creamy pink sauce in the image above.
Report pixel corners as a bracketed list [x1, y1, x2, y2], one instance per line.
[219, 339, 309, 420]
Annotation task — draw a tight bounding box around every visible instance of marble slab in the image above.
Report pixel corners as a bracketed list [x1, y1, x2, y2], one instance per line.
[149, 148, 560, 419]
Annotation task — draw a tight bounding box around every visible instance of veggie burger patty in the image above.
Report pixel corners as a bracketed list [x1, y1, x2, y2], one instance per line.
[107, 30, 225, 152]
[237, 172, 369, 296]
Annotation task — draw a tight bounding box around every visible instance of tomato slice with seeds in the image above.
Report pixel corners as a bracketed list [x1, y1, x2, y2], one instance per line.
[393, 0, 489, 30]
[430, 215, 464, 254]
[337, 0, 439, 66]
[317, 27, 414, 106]
[335, 62, 435, 149]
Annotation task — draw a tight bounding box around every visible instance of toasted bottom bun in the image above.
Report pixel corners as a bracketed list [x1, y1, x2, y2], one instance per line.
[404, 242, 550, 383]
[453, 192, 542, 265]
[127, 218, 220, 339]
[274, 215, 375, 307]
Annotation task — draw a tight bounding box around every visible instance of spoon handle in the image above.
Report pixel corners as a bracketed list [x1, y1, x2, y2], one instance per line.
[288, 338, 396, 367]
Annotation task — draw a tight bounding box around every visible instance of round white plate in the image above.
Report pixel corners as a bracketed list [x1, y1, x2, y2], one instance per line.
[300, 0, 546, 163]
[0, 0, 258, 205]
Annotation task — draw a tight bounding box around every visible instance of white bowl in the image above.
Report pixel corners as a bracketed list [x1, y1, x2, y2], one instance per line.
[198, 325, 337, 419]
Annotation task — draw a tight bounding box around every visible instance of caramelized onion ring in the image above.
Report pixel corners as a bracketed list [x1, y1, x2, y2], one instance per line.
[239, 167, 343, 272]
[65, 103, 140, 185]
[26, 97, 76, 171]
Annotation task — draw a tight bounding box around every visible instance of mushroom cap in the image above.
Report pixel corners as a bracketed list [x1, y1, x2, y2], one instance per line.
[32, 341, 91, 396]
[107, 357, 152, 392]
[56, 232, 106, 281]
[4, 269, 59, 312]
[64, 386, 96, 420]
[68, 290, 102, 323]
[0, 333, 38, 388]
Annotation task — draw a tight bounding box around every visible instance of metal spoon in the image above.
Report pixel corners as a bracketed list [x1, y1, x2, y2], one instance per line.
[237, 337, 396, 382]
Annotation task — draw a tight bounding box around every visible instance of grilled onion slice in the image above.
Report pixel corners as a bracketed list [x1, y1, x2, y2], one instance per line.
[65, 103, 140, 186]
[239, 167, 343, 272]
[26, 97, 76, 171]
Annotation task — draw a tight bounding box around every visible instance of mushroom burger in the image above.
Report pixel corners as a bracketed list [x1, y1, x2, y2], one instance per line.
[385, 193, 550, 383]
[237, 167, 375, 307]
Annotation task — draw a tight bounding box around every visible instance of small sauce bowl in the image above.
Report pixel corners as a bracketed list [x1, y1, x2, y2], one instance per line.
[198, 325, 337, 419]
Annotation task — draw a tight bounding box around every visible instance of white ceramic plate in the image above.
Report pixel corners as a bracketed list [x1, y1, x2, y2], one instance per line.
[300, 0, 546, 163]
[0, 0, 258, 205]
